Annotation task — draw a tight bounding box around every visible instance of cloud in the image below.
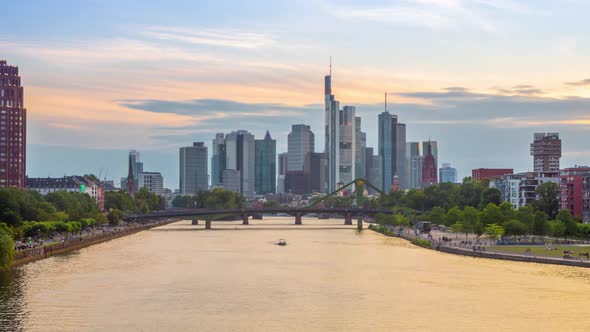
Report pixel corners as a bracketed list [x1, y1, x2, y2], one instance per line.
[143, 26, 276, 49]
[566, 79, 590, 86]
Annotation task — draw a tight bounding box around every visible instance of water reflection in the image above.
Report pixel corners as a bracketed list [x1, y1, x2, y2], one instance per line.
[0, 269, 27, 331]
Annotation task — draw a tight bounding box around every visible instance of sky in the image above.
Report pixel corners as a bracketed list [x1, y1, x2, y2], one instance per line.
[3, 0, 590, 189]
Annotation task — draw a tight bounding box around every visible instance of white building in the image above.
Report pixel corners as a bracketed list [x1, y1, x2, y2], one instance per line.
[138, 172, 165, 196]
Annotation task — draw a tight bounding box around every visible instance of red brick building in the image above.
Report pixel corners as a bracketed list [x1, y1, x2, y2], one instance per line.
[560, 167, 590, 223]
[0, 60, 26, 188]
[472, 168, 514, 181]
[422, 143, 437, 187]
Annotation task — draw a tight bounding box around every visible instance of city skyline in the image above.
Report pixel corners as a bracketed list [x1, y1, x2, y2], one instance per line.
[3, 1, 590, 188]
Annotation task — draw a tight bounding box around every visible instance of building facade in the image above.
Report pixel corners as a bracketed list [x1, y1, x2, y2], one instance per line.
[531, 132, 561, 172]
[211, 133, 226, 187]
[339, 106, 356, 184]
[378, 111, 406, 192]
[406, 142, 421, 189]
[27, 176, 105, 210]
[422, 142, 437, 187]
[225, 130, 255, 198]
[325, 70, 340, 193]
[472, 168, 514, 181]
[255, 131, 276, 195]
[305, 152, 327, 194]
[490, 172, 559, 209]
[560, 167, 590, 223]
[138, 172, 165, 196]
[288, 124, 314, 172]
[354, 117, 366, 180]
[179, 142, 208, 195]
[0, 60, 26, 188]
[439, 163, 457, 183]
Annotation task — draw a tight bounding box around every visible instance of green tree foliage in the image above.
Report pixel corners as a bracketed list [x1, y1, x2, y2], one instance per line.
[503, 220, 528, 236]
[0, 225, 15, 270]
[535, 182, 559, 219]
[451, 221, 463, 238]
[484, 223, 505, 240]
[444, 207, 463, 227]
[105, 190, 136, 212]
[108, 209, 125, 226]
[548, 220, 566, 238]
[480, 187, 502, 207]
[498, 202, 515, 223]
[556, 209, 578, 238]
[515, 206, 535, 233]
[532, 211, 549, 236]
[480, 203, 503, 226]
[429, 207, 446, 224]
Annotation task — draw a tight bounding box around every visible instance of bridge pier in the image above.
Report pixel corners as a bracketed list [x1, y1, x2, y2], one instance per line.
[242, 214, 249, 225]
[191, 219, 199, 225]
[344, 213, 353, 225]
[357, 216, 363, 230]
[295, 213, 302, 225]
[205, 220, 211, 229]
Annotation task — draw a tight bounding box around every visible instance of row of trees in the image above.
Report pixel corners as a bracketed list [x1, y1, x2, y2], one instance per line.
[105, 187, 166, 214]
[171, 188, 244, 209]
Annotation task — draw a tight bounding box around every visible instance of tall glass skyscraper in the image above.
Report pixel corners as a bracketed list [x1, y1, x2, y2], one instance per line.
[211, 133, 226, 187]
[255, 131, 276, 194]
[325, 70, 340, 192]
[288, 124, 314, 171]
[378, 111, 406, 192]
[179, 142, 208, 194]
[225, 130, 255, 198]
[339, 106, 356, 184]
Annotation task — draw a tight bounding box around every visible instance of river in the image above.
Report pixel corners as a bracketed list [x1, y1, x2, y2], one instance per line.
[2, 217, 590, 331]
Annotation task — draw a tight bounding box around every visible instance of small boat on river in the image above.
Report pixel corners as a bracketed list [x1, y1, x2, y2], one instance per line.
[277, 239, 287, 246]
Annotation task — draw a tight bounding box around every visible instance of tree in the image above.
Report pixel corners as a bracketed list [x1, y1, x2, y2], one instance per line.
[429, 207, 446, 224]
[480, 203, 503, 226]
[0, 226, 15, 270]
[444, 206, 463, 226]
[451, 221, 464, 239]
[556, 209, 578, 238]
[503, 219, 528, 236]
[462, 206, 479, 236]
[480, 187, 502, 207]
[535, 182, 559, 219]
[548, 220, 565, 238]
[108, 209, 124, 226]
[516, 206, 535, 234]
[404, 189, 426, 211]
[484, 223, 505, 240]
[532, 211, 549, 236]
[499, 202, 515, 223]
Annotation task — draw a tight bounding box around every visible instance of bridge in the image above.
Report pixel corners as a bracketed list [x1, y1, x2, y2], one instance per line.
[125, 178, 392, 230]
[125, 207, 393, 229]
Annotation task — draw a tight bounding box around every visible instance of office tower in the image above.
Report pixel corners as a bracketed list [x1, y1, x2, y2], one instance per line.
[422, 142, 437, 187]
[439, 163, 457, 183]
[179, 142, 208, 195]
[531, 132, 561, 172]
[325, 65, 340, 192]
[305, 152, 327, 193]
[369, 155, 383, 194]
[225, 130, 255, 198]
[354, 117, 365, 179]
[255, 131, 276, 194]
[0, 60, 26, 188]
[365, 147, 374, 180]
[287, 124, 314, 171]
[339, 106, 356, 184]
[378, 109, 406, 192]
[276, 152, 288, 194]
[278, 153, 288, 176]
[422, 141, 438, 170]
[222, 169, 241, 194]
[120, 177, 127, 191]
[406, 142, 421, 189]
[211, 133, 226, 187]
[138, 172, 165, 196]
[125, 154, 135, 195]
[128, 150, 142, 191]
[472, 168, 514, 181]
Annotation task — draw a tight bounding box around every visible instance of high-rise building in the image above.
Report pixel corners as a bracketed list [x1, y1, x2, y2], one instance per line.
[369, 154, 383, 194]
[225, 130, 255, 198]
[179, 142, 208, 195]
[128, 150, 141, 191]
[339, 106, 356, 184]
[422, 142, 437, 187]
[325, 67, 340, 192]
[378, 110, 406, 192]
[276, 152, 288, 194]
[439, 163, 457, 183]
[490, 171, 559, 209]
[125, 154, 135, 195]
[138, 172, 165, 196]
[211, 133, 226, 187]
[305, 152, 327, 193]
[560, 167, 590, 223]
[355, 117, 366, 179]
[0, 60, 26, 188]
[288, 124, 314, 171]
[222, 170, 241, 194]
[406, 142, 421, 189]
[531, 132, 561, 172]
[255, 131, 276, 195]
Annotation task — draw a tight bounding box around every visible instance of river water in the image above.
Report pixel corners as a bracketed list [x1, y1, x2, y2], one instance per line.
[2, 218, 590, 331]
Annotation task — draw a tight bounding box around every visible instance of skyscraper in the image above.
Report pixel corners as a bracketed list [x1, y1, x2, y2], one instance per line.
[255, 131, 276, 194]
[422, 141, 438, 170]
[128, 150, 142, 191]
[531, 132, 561, 172]
[138, 172, 165, 196]
[305, 152, 327, 193]
[378, 110, 406, 192]
[225, 130, 255, 198]
[439, 163, 457, 183]
[406, 142, 422, 189]
[0, 60, 26, 188]
[211, 133, 226, 187]
[325, 66, 340, 192]
[339, 106, 356, 184]
[288, 124, 314, 171]
[422, 142, 437, 187]
[179, 142, 208, 195]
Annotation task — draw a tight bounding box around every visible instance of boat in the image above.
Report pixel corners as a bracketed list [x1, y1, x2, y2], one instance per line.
[277, 239, 287, 246]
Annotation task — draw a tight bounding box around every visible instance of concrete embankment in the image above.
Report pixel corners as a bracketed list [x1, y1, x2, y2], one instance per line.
[8, 220, 176, 269]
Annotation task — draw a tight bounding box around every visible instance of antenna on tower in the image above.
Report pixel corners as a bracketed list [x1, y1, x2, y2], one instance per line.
[329, 56, 332, 76]
[385, 92, 388, 112]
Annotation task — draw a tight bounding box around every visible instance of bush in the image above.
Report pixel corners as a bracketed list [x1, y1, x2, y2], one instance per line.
[411, 238, 433, 249]
[0, 225, 15, 269]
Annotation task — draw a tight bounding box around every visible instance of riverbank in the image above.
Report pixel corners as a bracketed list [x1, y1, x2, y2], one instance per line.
[368, 224, 590, 268]
[3, 220, 176, 271]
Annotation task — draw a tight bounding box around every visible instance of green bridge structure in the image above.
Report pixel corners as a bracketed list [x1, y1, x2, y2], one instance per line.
[126, 178, 390, 230]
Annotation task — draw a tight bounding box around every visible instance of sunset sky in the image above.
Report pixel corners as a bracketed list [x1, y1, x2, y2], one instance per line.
[3, 0, 590, 188]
